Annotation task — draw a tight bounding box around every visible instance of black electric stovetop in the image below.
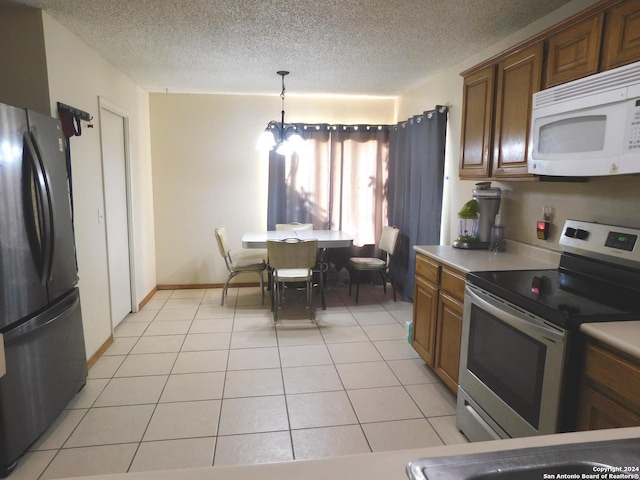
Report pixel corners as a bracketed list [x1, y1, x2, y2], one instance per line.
[466, 253, 640, 329]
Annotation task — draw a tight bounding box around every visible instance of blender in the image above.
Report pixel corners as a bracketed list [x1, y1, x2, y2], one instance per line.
[453, 182, 502, 249]
[474, 182, 502, 248]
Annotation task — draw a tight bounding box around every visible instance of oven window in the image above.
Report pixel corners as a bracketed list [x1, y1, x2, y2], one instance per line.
[467, 304, 546, 429]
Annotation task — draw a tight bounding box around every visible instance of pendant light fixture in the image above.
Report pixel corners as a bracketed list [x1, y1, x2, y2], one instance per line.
[257, 70, 304, 155]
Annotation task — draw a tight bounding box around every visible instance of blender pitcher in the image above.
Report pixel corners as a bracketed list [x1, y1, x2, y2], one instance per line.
[453, 199, 479, 249]
[472, 182, 502, 248]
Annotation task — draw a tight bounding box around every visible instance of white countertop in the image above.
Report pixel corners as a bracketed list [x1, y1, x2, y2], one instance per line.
[413, 241, 559, 273]
[581, 321, 640, 359]
[72, 427, 640, 480]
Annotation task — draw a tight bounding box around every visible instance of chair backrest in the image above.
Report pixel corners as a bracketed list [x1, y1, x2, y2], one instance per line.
[267, 238, 318, 270]
[379, 226, 400, 255]
[215, 228, 230, 257]
[275, 222, 314, 231]
[215, 228, 233, 271]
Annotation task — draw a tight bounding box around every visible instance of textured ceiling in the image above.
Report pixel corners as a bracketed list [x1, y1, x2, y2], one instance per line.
[6, 0, 574, 96]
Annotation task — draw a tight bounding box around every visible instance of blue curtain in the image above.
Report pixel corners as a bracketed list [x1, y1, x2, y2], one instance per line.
[267, 124, 390, 247]
[387, 106, 448, 301]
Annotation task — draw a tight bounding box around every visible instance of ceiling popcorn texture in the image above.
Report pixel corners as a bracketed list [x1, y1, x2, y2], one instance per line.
[7, 0, 574, 96]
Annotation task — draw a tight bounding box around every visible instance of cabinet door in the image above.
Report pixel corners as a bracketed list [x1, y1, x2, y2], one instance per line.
[412, 276, 438, 367]
[544, 14, 603, 88]
[602, 0, 640, 70]
[459, 65, 495, 179]
[434, 291, 463, 394]
[577, 384, 640, 431]
[492, 43, 543, 178]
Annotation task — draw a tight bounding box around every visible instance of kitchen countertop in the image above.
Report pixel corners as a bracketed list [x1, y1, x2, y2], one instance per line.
[71, 427, 640, 480]
[414, 241, 559, 273]
[581, 321, 640, 359]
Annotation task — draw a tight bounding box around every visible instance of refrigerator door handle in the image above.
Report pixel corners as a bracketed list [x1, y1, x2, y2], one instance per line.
[23, 131, 54, 284]
[2, 290, 79, 343]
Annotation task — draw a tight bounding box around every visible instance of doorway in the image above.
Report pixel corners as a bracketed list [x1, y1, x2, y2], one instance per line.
[99, 98, 136, 329]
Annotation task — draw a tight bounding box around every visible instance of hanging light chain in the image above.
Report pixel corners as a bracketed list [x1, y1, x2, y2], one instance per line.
[278, 70, 289, 134]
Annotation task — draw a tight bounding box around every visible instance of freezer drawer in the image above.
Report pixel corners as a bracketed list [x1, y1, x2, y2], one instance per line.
[0, 288, 87, 476]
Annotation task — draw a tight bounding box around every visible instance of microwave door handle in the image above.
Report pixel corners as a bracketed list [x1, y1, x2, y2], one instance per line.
[466, 286, 565, 343]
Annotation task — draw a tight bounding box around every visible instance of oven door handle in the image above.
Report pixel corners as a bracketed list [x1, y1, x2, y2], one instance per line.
[466, 285, 566, 343]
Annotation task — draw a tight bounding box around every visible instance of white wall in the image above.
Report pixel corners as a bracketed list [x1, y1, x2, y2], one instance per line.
[42, 13, 156, 358]
[150, 93, 395, 285]
[394, 0, 640, 248]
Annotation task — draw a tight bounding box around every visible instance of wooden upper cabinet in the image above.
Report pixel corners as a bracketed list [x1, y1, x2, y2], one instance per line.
[492, 43, 543, 178]
[457, 0, 640, 180]
[601, 0, 640, 70]
[544, 13, 604, 88]
[459, 65, 495, 179]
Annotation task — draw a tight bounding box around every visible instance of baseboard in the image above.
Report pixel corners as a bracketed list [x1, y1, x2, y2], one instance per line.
[157, 282, 261, 290]
[87, 335, 113, 370]
[138, 286, 158, 310]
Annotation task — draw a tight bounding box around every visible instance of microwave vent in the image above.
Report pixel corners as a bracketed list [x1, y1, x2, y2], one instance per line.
[534, 61, 640, 109]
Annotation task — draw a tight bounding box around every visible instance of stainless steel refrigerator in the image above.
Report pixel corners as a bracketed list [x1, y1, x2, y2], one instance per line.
[0, 102, 87, 476]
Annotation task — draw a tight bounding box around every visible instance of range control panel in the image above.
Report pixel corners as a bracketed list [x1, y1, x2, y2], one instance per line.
[560, 220, 640, 267]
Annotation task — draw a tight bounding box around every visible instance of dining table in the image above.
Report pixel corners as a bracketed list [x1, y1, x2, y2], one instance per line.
[242, 230, 354, 310]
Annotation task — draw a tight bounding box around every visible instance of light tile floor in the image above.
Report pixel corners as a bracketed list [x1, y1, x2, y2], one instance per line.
[13, 284, 468, 479]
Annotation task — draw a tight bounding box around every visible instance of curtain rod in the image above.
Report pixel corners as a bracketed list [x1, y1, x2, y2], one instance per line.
[299, 123, 392, 131]
[291, 105, 449, 131]
[395, 105, 449, 129]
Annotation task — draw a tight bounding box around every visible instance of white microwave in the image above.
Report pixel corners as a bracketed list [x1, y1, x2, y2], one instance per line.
[529, 60, 640, 177]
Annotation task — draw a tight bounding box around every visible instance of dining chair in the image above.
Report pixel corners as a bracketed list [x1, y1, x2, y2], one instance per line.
[267, 238, 318, 322]
[275, 222, 323, 289]
[348, 226, 400, 303]
[275, 222, 314, 231]
[215, 227, 267, 306]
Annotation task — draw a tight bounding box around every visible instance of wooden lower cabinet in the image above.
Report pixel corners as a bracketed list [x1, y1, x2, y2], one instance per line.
[412, 253, 465, 394]
[577, 339, 640, 430]
[578, 384, 640, 430]
[434, 291, 463, 393]
[412, 276, 438, 366]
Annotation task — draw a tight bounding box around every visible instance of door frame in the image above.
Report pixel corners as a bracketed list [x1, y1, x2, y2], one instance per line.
[98, 97, 137, 320]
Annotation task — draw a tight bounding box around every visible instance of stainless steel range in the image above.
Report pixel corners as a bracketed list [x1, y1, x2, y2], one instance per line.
[457, 220, 640, 441]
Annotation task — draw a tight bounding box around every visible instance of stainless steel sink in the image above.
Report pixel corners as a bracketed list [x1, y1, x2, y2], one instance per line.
[407, 438, 640, 480]
[469, 462, 613, 480]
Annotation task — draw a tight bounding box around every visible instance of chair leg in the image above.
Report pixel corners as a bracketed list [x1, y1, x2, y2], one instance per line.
[221, 273, 235, 306]
[306, 278, 314, 322]
[391, 276, 396, 301]
[257, 271, 265, 305]
[378, 271, 387, 294]
[355, 270, 361, 303]
[273, 279, 279, 323]
[386, 273, 396, 301]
